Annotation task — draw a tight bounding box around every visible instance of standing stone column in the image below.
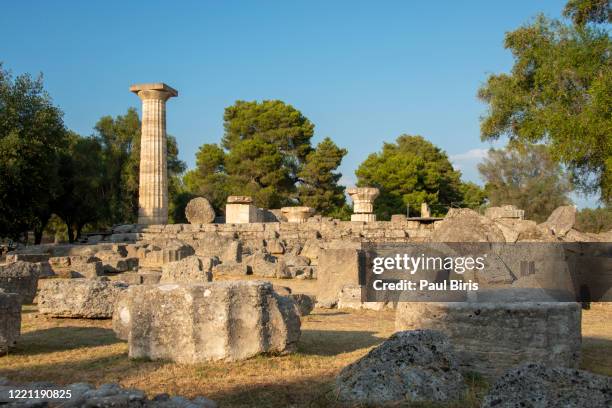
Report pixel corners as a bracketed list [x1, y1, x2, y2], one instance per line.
[347, 187, 380, 222]
[130, 83, 178, 225]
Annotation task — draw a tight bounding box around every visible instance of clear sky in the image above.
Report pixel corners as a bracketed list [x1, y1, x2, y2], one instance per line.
[0, 0, 597, 207]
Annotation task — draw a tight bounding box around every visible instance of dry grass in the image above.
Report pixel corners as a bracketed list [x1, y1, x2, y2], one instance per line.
[1, 304, 610, 408]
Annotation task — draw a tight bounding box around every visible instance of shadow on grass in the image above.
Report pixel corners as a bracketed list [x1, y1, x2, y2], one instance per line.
[299, 329, 382, 356]
[11, 326, 121, 355]
[207, 372, 486, 408]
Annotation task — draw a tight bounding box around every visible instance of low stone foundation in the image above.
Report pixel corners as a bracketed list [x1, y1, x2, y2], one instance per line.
[395, 302, 581, 380]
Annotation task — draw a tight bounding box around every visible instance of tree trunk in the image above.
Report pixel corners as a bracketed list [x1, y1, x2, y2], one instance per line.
[76, 224, 84, 241]
[34, 228, 43, 245]
[66, 221, 75, 243]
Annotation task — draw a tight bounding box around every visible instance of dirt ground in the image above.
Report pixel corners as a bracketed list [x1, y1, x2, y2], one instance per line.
[1, 301, 611, 408]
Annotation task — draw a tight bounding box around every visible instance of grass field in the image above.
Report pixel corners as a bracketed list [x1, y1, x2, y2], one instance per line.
[1, 303, 611, 408]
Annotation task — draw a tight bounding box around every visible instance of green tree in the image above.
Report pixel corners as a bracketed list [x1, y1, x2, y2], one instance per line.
[94, 108, 186, 224]
[563, 0, 611, 27]
[0, 64, 67, 243]
[575, 206, 612, 232]
[459, 182, 488, 210]
[478, 144, 572, 222]
[297, 137, 347, 215]
[185, 100, 347, 214]
[355, 135, 464, 219]
[53, 132, 105, 242]
[222, 100, 315, 208]
[183, 143, 230, 212]
[477, 8, 611, 203]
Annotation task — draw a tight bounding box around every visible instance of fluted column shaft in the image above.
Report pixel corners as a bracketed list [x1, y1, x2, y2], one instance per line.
[130, 84, 178, 225]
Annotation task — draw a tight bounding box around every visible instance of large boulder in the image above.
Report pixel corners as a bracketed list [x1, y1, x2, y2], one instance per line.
[0, 261, 42, 303]
[335, 330, 466, 405]
[185, 197, 216, 224]
[431, 208, 506, 242]
[539, 205, 576, 237]
[114, 281, 300, 362]
[395, 302, 581, 380]
[482, 363, 612, 408]
[0, 289, 20, 355]
[37, 279, 128, 318]
[160, 256, 212, 283]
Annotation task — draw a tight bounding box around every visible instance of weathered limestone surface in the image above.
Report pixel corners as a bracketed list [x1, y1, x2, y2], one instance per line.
[185, 197, 215, 224]
[539, 205, 576, 237]
[395, 302, 582, 380]
[348, 187, 380, 222]
[0, 290, 20, 355]
[281, 206, 314, 223]
[430, 208, 506, 242]
[160, 255, 212, 283]
[130, 82, 178, 225]
[225, 196, 263, 224]
[289, 293, 315, 316]
[0, 261, 41, 304]
[0, 379, 218, 408]
[485, 204, 525, 220]
[316, 247, 362, 307]
[38, 279, 128, 318]
[482, 363, 612, 408]
[115, 281, 301, 362]
[335, 330, 466, 405]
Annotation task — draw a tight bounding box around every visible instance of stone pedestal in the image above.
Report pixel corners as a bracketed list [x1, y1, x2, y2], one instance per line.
[347, 187, 379, 222]
[281, 206, 314, 223]
[225, 196, 263, 224]
[130, 83, 178, 225]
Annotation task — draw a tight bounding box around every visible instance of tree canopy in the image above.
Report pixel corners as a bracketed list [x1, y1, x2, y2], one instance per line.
[477, 6, 611, 203]
[478, 144, 572, 222]
[0, 64, 67, 242]
[355, 135, 477, 219]
[184, 100, 347, 215]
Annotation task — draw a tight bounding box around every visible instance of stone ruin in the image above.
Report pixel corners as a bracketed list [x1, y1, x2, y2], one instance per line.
[0, 80, 610, 405]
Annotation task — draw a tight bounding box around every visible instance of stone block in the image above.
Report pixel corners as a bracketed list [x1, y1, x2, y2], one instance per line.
[316, 248, 362, 306]
[395, 302, 581, 380]
[211, 261, 248, 276]
[225, 202, 263, 224]
[160, 256, 212, 283]
[0, 261, 41, 304]
[114, 281, 301, 362]
[0, 290, 20, 354]
[37, 279, 128, 318]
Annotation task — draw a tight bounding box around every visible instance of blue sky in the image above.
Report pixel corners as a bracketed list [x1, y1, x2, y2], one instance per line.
[1, 0, 598, 207]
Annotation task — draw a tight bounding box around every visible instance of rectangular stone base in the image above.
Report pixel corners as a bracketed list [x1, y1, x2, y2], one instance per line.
[351, 213, 376, 222]
[226, 203, 264, 224]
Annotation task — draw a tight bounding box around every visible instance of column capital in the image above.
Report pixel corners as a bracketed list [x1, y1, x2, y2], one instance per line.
[130, 83, 178, 101]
